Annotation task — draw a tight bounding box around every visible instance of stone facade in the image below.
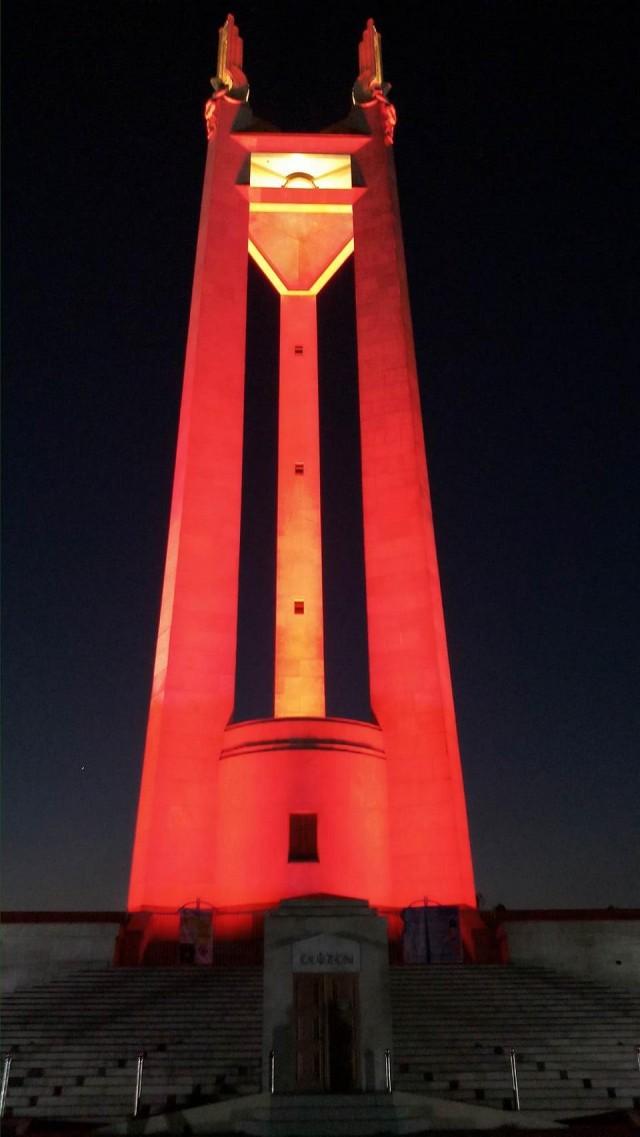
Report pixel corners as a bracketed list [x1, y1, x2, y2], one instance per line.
[262, 897, 392, 1093]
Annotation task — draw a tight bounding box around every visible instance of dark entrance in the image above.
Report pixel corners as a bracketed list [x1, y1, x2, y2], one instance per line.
[294, 973, 359, 1091]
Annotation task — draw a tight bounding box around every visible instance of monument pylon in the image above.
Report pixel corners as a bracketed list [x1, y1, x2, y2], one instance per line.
[128, 16, 475, 914]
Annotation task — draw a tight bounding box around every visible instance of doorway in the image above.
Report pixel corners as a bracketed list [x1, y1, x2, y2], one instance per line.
[294, 973, 359, 1091]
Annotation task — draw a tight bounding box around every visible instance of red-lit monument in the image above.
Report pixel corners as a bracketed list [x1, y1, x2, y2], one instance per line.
[9, 15, 636, 1122]
[128, 16, 475, 916]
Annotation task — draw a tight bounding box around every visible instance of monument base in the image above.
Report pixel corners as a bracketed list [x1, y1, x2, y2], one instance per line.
[263, 896, 392, 1094]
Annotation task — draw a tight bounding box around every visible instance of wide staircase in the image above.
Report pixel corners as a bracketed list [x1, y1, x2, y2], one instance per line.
[1, 966, 263, 1122]
[3, 961, 639, 1126]
[391, 962, 640, 1118]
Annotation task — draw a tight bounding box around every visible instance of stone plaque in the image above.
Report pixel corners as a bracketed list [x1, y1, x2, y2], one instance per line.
[292, 934, 361, 972]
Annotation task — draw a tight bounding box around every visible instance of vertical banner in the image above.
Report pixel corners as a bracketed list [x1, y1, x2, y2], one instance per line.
[401, 907, 429, 963]
[402, 906, 462, 963]
[179, 907, 213, 965]
[426, 906, 462, 963]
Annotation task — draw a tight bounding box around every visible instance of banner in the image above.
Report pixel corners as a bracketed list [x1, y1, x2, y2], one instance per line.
[179, 907, 213, 965]
[402, 906, 462, 963]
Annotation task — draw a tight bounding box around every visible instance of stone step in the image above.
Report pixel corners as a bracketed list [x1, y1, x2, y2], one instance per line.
[393, 1029, 638, 1040]
[395, 1076, 639, 1096]
[390, 962, 638, 1117]
[393, 1046, 636, 1061]
[5, 960, 638, 1124]
[400, 1070, 583, 1085]
[3, 1029, 261, 1044]
[6, 1050, 261, 1063]
[253, 1107, 403, 1120]
[3, 964, 265, 1122]
[238, 1098, 424, 1137]
[489, 1097, 638, 1113]
[3, 1010, 263, 1022]
[8, 1046, 260, 1058]
[263, 1094, 396, 1107]
[5, 1009, 259, 1017]
[5, 1102, 135, 1119]
[241, 1119, 433, 1137]
[9, 1078, 257, 1092]
[395, 1020, 638, 1031]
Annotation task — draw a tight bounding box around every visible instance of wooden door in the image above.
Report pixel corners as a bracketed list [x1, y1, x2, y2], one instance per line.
[325, 973, 358, 1091]
[295, 974, 325, 1090]
[295, 974, 359, 1091]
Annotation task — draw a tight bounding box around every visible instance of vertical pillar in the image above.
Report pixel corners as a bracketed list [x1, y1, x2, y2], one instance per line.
[353, 103, 475, 906]
[128, 96, 249, 909]
[274, 295, 326, 717]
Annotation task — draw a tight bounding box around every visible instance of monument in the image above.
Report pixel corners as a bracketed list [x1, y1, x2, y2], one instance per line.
[128, 15, 475, 919]
[3, 15, 638, 1124]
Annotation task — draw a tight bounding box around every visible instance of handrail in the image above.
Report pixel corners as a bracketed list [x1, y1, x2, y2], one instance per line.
[0, 1054, 12, 1119]
[269, 1049, 275, 1094]
[133, 1051, 145, 1117]
[508, 1047, 520, 1111]
[384, 1048, 392, 1093]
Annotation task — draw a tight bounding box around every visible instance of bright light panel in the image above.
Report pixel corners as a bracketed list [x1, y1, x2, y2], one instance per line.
[250, 153, 352, 189]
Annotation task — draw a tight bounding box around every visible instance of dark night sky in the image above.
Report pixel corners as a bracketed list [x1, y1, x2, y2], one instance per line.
[3, 1, 639, 912]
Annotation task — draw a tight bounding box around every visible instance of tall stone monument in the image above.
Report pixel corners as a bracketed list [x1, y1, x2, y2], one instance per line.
[129, 16, 475, 917]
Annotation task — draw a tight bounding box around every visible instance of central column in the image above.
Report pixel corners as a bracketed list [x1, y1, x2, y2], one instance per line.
[275, 295, 325, 717]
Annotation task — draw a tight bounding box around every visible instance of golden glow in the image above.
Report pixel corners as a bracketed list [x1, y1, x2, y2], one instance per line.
[247, 240, 291, 294]
[308, 238, 354, 294]
[248, 238, 354, 296]
[274, 296, 325, 717]
[216, 16, 231, 88]
[358, 18, 383, 91]
[372, 23, 383, 87]
[248, 154, 356, 710]
[283, 172, 318, 188]
[250, 153, 352, 189]
[249, 203, 352, 215]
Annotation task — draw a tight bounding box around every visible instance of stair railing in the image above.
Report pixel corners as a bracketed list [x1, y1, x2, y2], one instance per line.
[133, 1051, 145, 1117]
[384, 1048, 393, 1093]
[0, 1054, 12, 1119]
[508, 1048, 520, 1111]
[269, 1049, 275, 1094]
[635, 1045, 640, 1074]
